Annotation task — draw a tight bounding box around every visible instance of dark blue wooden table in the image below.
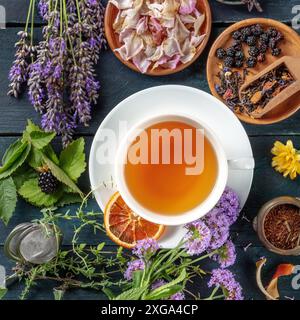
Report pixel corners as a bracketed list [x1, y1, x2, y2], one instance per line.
[1, 0, 300, 300]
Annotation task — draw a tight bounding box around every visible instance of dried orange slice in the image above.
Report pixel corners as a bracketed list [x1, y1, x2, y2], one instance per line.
[104, 192, 165, 248]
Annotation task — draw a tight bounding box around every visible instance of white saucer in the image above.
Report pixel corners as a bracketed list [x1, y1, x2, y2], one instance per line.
[89, 85, 254, 248]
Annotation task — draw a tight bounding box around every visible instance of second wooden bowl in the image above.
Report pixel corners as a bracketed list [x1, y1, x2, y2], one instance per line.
[207, 18, 300, 125]
[105, 0, 212, 76]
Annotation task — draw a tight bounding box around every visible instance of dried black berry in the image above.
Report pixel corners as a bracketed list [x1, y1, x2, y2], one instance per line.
[268, 38, 277, 49]
[251, 24, 263, 36]
[232, 31, 242, 40]
[216, 48, 226, 59]
[259, 43, 268, 53]
[275, 31, 284, 42]
[272, 47, 282, 56]
[38, 171, 59, 194]
[235, 51, 244, 60]
[248, 46, 260, 57]
[235, 60, 244, 68]
[267, 27, 278, 38]
[246, 56, 257, 68]
[246, 36, 256, 46]
[224, 56, 235, 68]
[257, 53, 266, 63]
[226, 47, 236, 57]
[259, 33, 269, 44]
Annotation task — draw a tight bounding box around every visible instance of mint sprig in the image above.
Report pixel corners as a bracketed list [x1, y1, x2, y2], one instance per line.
[0, 120, 86, 224]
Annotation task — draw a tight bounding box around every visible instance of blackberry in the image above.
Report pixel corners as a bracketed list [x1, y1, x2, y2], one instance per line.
[215, 84, 225, 96]
[259, 33, 269, 44]
[232, 40, 242, 51]
[246, 56, 257, 68]
[268, 38, 277, 49]
[259, 43, 268, 53]
[266, 27, 278, 38]
[240, 27, 252, 41]
[251, 24, 263, 36]
[232, 31, 242, 40]
[224, 56, 235, 68]
[246, 36, 257, 46]
[248, 46, 260, 57]
[216, 48, 226, 59]
[235, 51, 244, 60]
[257, 53, 266, 63]
[235, 59, 244, 68]
[272, 47, 282, 56]
[38, 171, 59, 194]
[275, 31, 284, 42]
[226, 47, 236, 57]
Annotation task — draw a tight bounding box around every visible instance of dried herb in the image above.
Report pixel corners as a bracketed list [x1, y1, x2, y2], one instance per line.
[241, 64, 294, 114]
[264, 204, 300, 250]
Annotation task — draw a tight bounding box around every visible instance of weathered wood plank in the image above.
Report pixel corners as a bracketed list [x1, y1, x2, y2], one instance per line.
[1, 0, 300, 24]
[1, 26, 300, 137]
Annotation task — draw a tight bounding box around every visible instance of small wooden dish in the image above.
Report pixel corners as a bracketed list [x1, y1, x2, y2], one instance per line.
[207, 18, 300, 125]
[104, 0, 212, 76]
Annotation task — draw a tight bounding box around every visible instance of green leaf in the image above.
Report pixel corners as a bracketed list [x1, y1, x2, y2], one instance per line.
[0, 177, 17, 225]
[132, 270, 143, 288]
[97, 242, 105, 251]
[43, 155, 84, 196]
[44, 145, 59, 165]
[30, 131, 56, 150]
[0, 140, 28, 173]
[12, 165, 37, 190]
[27, 148, 43, 168]
[0, 143, 31, 180]
[143, 285, 183, 300]
[25, 119, 42, 133]
[18, 178, 63, 207]
[53, 289, 64, 300]
[102, 288, 115, 300]
[59, 138, 86, 181]
[143, 268, 187, 300]
[55, 193, 82, 207]
[114, 287, 146, 300]
[0, 288, 7, 300]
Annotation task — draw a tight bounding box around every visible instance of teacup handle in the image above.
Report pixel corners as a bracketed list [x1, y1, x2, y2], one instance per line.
[228, 157, 255, 170]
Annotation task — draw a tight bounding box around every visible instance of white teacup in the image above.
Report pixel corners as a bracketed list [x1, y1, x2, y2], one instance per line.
[115, 113, 254, 226]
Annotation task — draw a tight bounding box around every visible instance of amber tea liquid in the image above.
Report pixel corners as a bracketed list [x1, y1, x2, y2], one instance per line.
[124, 121, 218, 215]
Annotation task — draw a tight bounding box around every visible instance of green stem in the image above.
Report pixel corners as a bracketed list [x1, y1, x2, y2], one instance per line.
[25, 0, 33, 32]
[75, 0, 82, 42]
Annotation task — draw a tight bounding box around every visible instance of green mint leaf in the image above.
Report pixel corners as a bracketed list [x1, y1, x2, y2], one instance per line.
[25, 119, 42, 133]
[30, 131, 56, 150]
[114, 287, 147, 300]
[143, 284, 183, 300]
[0, 177, 17, 225]
[0, 288, 7, 300]
[59, 138, 86, 181]
[43, 155, 84, 196]
[44, 145, 59, 165]
[142, 268, 186, 300]
[0, 143, 31, 180]
[55, 193, 82, 207]
[1, 140, 27, 172]
[12, 165, 37, 190]
[27, 148, 43, 168]
[18, 178, 63, 207]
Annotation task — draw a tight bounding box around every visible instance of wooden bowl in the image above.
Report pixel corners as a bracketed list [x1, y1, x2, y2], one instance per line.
[105, 0, 212, 76]
[207, 18, 300, 125]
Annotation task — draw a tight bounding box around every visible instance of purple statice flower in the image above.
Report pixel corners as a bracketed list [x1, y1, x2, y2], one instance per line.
[151, 279, 185, 300]
[212, 240, 236, 268]
[38, 0, 49, 20]
[204, 208, 230, 250]
[216, 187, 240, 225]
[8, 31, 31, 97]
[133, 238, 159, 258]
[208, 269, 243, 300]
[124, 259, 145, 281]
[184, 220, 211, 256]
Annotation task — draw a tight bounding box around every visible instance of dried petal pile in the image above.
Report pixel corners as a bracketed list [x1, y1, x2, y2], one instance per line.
[110, 0, 206, 73]
[8, 0, 106, 146]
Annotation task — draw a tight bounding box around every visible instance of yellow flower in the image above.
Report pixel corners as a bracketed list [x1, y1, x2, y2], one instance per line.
[271, 140, 300, 180]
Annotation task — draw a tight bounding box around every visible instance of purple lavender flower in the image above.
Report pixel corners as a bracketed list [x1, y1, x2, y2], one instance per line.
[133, 238, 159, 258]
[184, 220, 211, 256]
[208, 269, 244, 300]
[151, 279, 185, 300]
[124, 259, 145, 281]
[216, 187, 240, 225]
[204, 208, 230, 250]
[212, 240, 236, 268]
[38, 0, 49, 20]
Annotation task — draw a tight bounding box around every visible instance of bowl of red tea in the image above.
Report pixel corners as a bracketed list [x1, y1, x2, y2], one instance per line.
[254, 196, 300, 255]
